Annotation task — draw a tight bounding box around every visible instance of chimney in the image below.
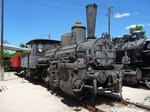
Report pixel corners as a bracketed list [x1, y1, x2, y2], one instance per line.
[86, 3, 97, 39]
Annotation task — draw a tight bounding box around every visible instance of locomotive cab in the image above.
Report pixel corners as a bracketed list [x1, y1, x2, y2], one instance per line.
[21, 39, 60, 69]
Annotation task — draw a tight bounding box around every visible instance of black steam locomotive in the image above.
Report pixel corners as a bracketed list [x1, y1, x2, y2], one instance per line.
[113, 31, 150, 88]
[13, 4, 122, 98]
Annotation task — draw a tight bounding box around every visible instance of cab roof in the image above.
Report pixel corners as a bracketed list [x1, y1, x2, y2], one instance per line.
[26, 39, 60, 45]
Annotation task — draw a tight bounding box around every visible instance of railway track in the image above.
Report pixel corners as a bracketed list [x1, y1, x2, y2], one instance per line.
[23, 76, 150, 112]
[119, 99, 150, 111]
[79, 94, 150, 112]
[80, 101, 105, 112]
[106, 94, 150, 111]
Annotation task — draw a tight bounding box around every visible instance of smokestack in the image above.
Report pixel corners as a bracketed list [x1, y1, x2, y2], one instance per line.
[86, 3, 97, 39]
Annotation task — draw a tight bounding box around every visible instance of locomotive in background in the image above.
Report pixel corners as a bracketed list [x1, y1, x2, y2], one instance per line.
[113, 31, 150, 88]
[12, 4, 122, 98]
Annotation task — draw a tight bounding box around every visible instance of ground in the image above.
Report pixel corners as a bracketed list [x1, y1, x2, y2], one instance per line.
[0, 72, 87, 112]
[0, 72, 150, 112]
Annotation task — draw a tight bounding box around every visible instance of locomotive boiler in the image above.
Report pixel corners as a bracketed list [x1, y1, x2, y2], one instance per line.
[113, 31, 150, 88]
[39, 4, 122, 98]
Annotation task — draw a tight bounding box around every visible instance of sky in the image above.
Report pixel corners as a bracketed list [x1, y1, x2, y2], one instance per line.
[2, 0, 150, 46]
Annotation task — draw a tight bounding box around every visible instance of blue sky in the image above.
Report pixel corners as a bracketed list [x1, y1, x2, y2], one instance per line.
[3, 0, 150, 46]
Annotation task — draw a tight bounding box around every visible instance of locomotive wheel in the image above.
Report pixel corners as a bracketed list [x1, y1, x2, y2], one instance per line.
[145, 74, 150, 89]
[45, 75, 57, 90]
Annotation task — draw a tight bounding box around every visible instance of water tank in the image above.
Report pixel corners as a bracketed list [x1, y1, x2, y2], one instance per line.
[71, 22, 86, 43]
[61, 33, 73, 46]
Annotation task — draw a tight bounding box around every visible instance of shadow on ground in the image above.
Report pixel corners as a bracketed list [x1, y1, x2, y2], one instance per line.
[123, 81, 149, 90]
[17, 75, 123, 110]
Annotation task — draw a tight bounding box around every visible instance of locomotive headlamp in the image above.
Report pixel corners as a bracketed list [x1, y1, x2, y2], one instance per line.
[38, 43, 43, 53]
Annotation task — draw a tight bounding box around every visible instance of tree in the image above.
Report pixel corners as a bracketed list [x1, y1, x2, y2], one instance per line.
[130, 25, 143, 34]
[3, 40, 9, 44]
[15, 43, 28, 54]
[19, 43, 28, 48]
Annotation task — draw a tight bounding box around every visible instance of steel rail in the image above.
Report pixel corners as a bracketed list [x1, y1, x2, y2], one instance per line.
[104, 94, 150, 111]
[80, 101, 105, 112]
[120, 99, 150, 111]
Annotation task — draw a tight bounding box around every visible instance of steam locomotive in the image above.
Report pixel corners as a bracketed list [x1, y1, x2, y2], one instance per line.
[12, 4, 122, 98]
[113, 31, 150, 88]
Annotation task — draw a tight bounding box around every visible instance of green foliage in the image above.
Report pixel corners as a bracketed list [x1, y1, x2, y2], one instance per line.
[130, 25, 144, 34]
[19, 43, 28, 48]
[4, 51, 13, 57]
[16, 43, 28, 54]
[0, 51, 14, 71]
[4, 57, 13, 71]
[0, 43, 28, 71]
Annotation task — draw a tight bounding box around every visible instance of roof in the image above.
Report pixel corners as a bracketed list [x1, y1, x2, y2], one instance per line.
[26, 39, 60, 45]
[0, 43, 30, 52]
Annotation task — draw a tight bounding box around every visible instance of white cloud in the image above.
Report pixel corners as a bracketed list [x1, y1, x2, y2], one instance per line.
[114, 13, 130, 18]
[125, 24, 136, 30]
[125, 24, 144, 30]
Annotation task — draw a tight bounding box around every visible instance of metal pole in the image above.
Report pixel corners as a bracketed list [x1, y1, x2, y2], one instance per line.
[48, 34, 50, 39]
[0, 0, 4, 81]
[108, 6, 110, 35]
[40, 34, 50, 39]
[1, 0, 4, 66]
[107, 4, 113, 40]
